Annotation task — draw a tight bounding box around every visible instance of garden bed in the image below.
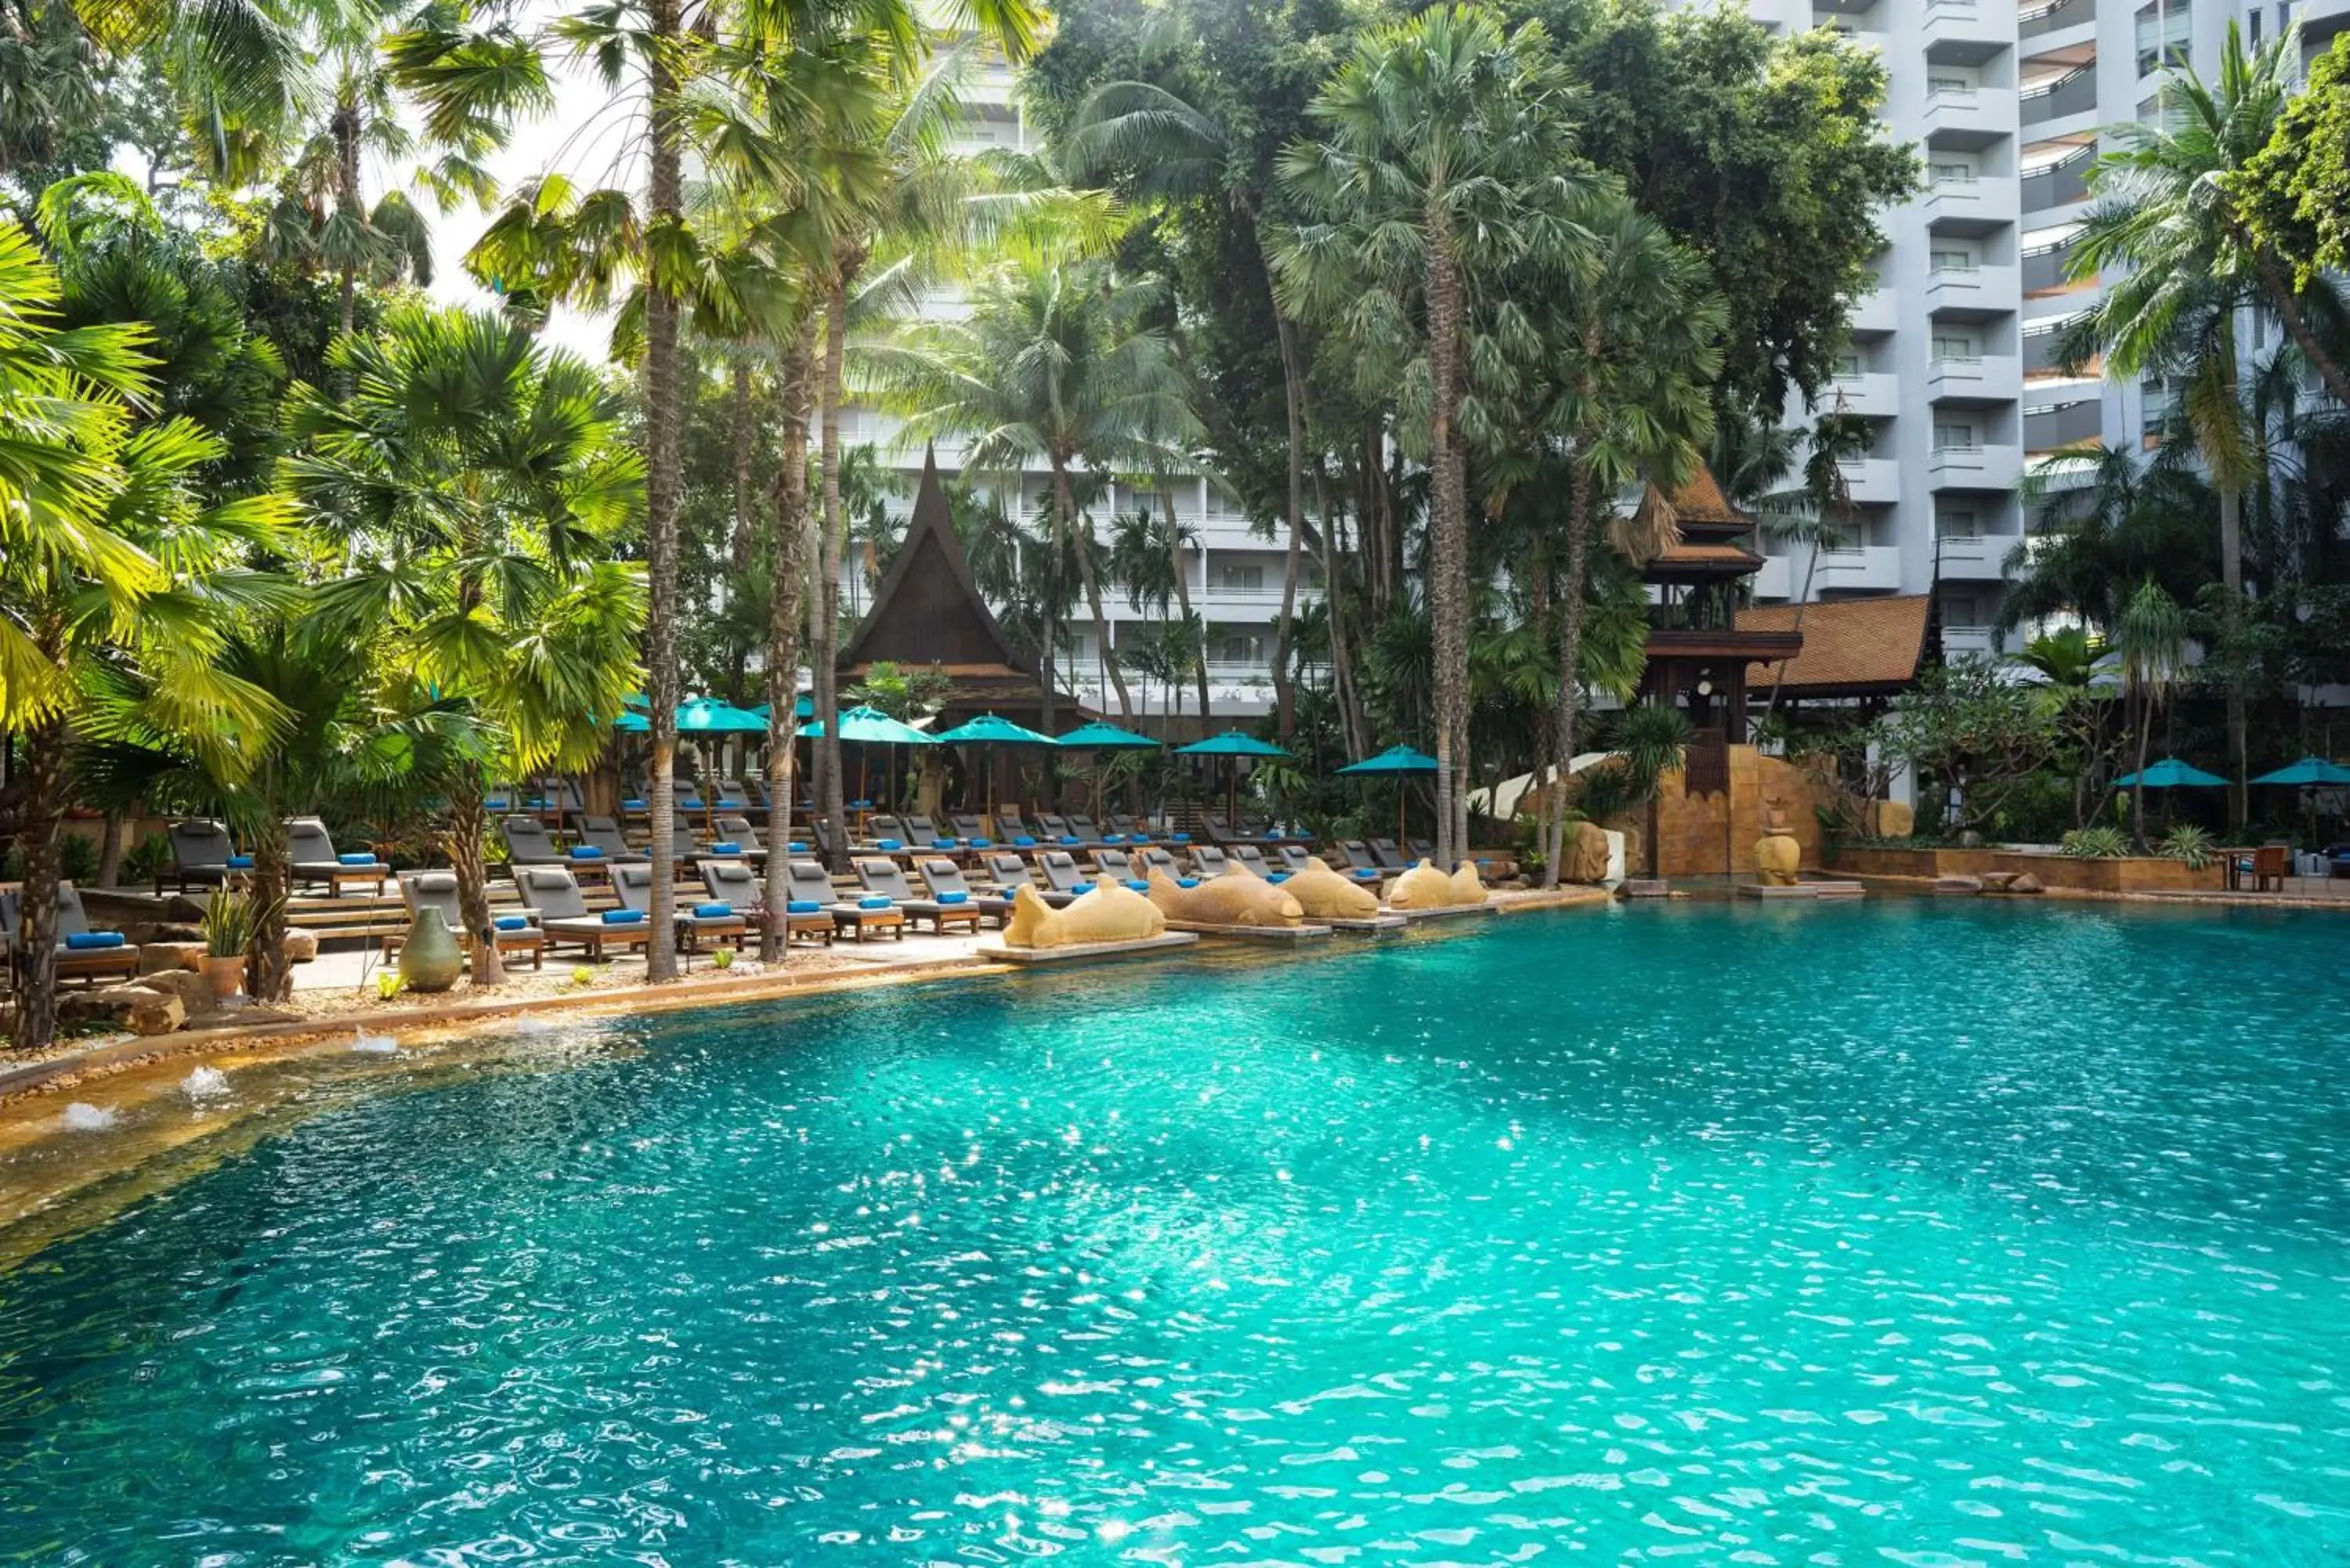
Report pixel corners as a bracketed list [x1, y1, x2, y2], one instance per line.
[1823, 844, 2225, 894]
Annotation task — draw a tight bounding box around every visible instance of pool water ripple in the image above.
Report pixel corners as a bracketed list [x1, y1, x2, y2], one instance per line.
[2, 899, 2348, 1563]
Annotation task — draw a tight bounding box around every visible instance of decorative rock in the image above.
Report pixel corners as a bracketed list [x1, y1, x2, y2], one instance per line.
[1754, 835, 1802, 886]
[1279, 860, 1381, 919]
[1934, 876, 1983, 894]
[1146, 868, 1303, 927]
[1871, 799, 1915, 839]
[125, 994, 186, 1035]
[139, 941, 209, 975]
[1003, 881, 1166, 948]
[2008, 873, 2046, 894]
[1565, 821, 1611, 883]
[58, 986, 186, 1035]
[129, 969, 220, 1014]
[281, 927, 319, 964]
[1621, 879, 1672, 898]
[1977, 871, 2019, 891]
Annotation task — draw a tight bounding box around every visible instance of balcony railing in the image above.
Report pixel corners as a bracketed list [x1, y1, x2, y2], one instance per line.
[2021, 63, 2097, 126]
[2022, 234, 2075, 293]
[2019, 0, 2092, 38]
[2023, 146, 2094, 212]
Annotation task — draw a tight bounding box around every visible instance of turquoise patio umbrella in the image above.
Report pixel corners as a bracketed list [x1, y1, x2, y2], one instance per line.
[2113, 757, 2229, 789]
[1058, 720, 1161, 818]
[1176, 729, 1292, 823]
[2248, 757, 2350, 787]
[933, 714, 1058, 829]
[799, 705, 936, 815]
[1337, 743, 1439, 844]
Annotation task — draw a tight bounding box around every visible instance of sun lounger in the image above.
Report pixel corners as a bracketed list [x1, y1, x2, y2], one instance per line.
[1035, 812, 1076, 844]
[614, 862, 747, 953]
[714, 815, 770, 863]
[902, 813, 950, 846]
[994, 805, 1032, 839]
[1, 881, 143, 988]
[513, 865, 650, 960]
[1228, 844, 1282, 880]
[1407, 836, 1435, 863]
[700, 858, 831, 945]
[918, 858, 1010, 926]
[1275, 844, 1318, 874]
[504, 816, 613, 886]
[576, 816, 650, 863]
[809, 818, 846, 861]
[789, 858, 902, 941]
[1106, 812, 1153, 841]
[1337, 840, 1388, 883]
[1203, 811, 1257, 845]
[947, 813, 989, 844]
[1191, 844, 1235, 877]
[161, 818, 240, 896]
[1368, 837, 1412, 872]
[856, 858, 978, 934]
[866, 814, 910, 846]
[1090, 847, 1140, 883]
[1036, 851, 1096, 900]
[714, 779, 753, 812]
[286, 817, 390, 897]
[1065, 813, 1106, 845]
[392, 870, 543, 968]
[982, 852, 1073, 909]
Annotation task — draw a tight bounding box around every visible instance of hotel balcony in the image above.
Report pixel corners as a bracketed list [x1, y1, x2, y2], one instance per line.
[2024, 396, 2105, 453]
[1927, 352, 2023, 404]
[1922, 0, 2012, 63]
[1836, 457, 1902, 505]
[1815, 370, 1899, 418]
[2019, 0, 2093, 42]
[1925, 172, 2021, 231]
[1812, 544, 1904, 593]
[2019, 63, 2096, 129]
[1929, 443, 2025, 491]
[1940, 623, 2002, 660]
[1926, 262, 2020, 318]
[1935, 530, 2017, 580]
[2023, 146, 2094, 215]
[1922, 84, 2016, 144]
[1850, 286, 1898, 335]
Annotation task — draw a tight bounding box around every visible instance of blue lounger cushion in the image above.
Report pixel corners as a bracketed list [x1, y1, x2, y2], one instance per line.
[226, 854, 254, 869]
[338, 852, 376, 866]
[968, 837, 991, 848]
[1058, 835, 1080, 845]
[494, 916, 530, 931]
[786, 900, 822, 915]
[66, 931, 125, 950]
[937, 891, 970, 905]
[622, 798, 647, 810]
[693, 901, 733, 919]
[600, 909, 645, 925]
[1179, 877, 1200, 888]
[857, 895, 891, 910]
[1069, 881, 1095, 895]
[1172, 833, 1191, 844]
[1103, 833, 1125, 844]
[569, 846, 604, 860]
[850, 800, 873, 809]
[680, 797, 706, 810]
[877, 838, 903, 851]
[787, 842, 809, 854]
[1014, 835, 1037, 847]
[1124, 879, 1149, 893]
[931, 840, 956, 851]
[1268, 872, 1291, 883]
[708, 841, 740, 854]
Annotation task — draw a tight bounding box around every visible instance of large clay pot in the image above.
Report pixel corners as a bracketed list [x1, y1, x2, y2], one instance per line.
[205, 953, 247, 1002]
[398, 906, 465, 993]
[1755, 834, 1801, 886]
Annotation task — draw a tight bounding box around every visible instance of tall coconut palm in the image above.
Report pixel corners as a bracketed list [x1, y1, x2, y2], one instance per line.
[2066, 20, 2328, 826]
[1272, 4, 1589, 867]
[288, 305, 645, 985]
[2114, 577, 2187, 847]
[1755, 410, 1871, 735]
[0, 223, 291, 1048]
[870, 251, 1204, 726]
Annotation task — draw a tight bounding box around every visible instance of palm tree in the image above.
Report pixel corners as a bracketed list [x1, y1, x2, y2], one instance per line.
[2066, 20, 2327, 826]
[2114, 578, 2187, 847]
[1272, 4, 1589, 867]
[871, 251, 1204, 724]
[288, 305, 645, 985]
[0, 223, 291, 1048]
[1755, 410, 1871, 735]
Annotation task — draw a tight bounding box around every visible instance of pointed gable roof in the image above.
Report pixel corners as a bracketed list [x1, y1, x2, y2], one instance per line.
[842, 447, 1031, 673]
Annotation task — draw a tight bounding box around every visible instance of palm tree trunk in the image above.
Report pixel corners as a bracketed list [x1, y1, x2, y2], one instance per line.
[2218, 482, 2247, 830]
[763, 326, 816, 962]
[1424, 229, 1470, 868]
[814, 269, 853, 869]
[1172, 537, 1208, 727]
[1270, 315, 1310, 745]
[446, 776, 504, 986]
[639, 0, 687, 981]
[1542, 468, 1596, 890]
[2131, 687, 2154, 848]
[95, 811, 124, 889]
[9, 710, 68, 1052]
[334, 94, 361, 341]
[1059, 463, 1133, 717]
[2253, 249, 2350, 411]
[1759, 537, 1828, 741]
[729, 360, 755, 580]
[245, 817, 290, 1003]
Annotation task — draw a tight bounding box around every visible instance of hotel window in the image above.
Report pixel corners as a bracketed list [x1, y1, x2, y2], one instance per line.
[2136, 1, 2189, 76]
[1216, 564, 1266, 593]
[1215, 630, 1267, 665]
[1937, 508, 1982, 538]
[1929, 157, 1978, 185]
[1930, 245, 1979, 273]
[1935, 421, 1979, 449]
[1832, 352, 1862, 378]
[1932, 333, 1979, 361]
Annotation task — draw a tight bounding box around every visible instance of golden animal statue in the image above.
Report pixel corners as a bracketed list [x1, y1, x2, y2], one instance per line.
[1002, 881, 1166, 948]
[1278, 858, 1382, 919]
[1145, 867, 1303, 927]
[1386, 858, 1488, 909]
[1754, 797, 1802, 886]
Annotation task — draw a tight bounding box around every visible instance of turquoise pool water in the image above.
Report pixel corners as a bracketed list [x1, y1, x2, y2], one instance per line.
[2, 900, 2346, 1563]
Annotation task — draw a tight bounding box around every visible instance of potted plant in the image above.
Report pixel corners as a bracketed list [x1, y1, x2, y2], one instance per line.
[200, 889, 258, 1001]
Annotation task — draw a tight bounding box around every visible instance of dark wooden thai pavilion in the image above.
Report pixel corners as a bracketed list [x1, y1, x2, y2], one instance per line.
[841, 447, 1079, 728]
[1635, 464, 1801, 746]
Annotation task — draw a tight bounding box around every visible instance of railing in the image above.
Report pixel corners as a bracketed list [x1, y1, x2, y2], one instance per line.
[1930, 355, 1987, 370]
[2023, 146, 2094, 211]
[2019, 0, 2092, 38]
[1929, 258, 1981, 275]
[1930, 170, 1982, 187]
[2022, 234, 2075, 292]
[2021, 63, 2097, 125]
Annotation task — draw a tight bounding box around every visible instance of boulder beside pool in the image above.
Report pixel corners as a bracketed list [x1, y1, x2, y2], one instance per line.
[1386, 858, 1488, 910]
[1002, 881, 1166, 948]
[1280, 858, 1381, 919]
[1146, 867, 1303, 927]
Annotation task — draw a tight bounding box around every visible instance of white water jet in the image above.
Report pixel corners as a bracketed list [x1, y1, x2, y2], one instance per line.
[182, 1066, 232, 1102]
[351, 1026, 400, 1054]
[60, 1102, 118, 1131]
[509, 1017, 561, 1037]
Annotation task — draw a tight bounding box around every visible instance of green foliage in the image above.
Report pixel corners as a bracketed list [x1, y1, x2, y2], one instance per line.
[201, 887, 262, 956]
[375, 970, 407, 1001]
[845, 661, 952, 721]
[2159, 823, 2218, 869]
[1873, 661, 2064, 839]
[712, 945, 734, 970]
[2229, 33, 2350, 289]
[121, 830, 173, 887]
[2061, 826, 2132, 860]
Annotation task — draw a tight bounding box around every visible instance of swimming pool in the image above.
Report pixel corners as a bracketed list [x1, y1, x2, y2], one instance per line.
[2, 899, 2345, 1563]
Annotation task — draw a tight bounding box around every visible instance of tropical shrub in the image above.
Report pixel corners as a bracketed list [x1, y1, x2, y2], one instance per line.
[2060, 826, 2131, 859]
[2158, 823, 2218, 869]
